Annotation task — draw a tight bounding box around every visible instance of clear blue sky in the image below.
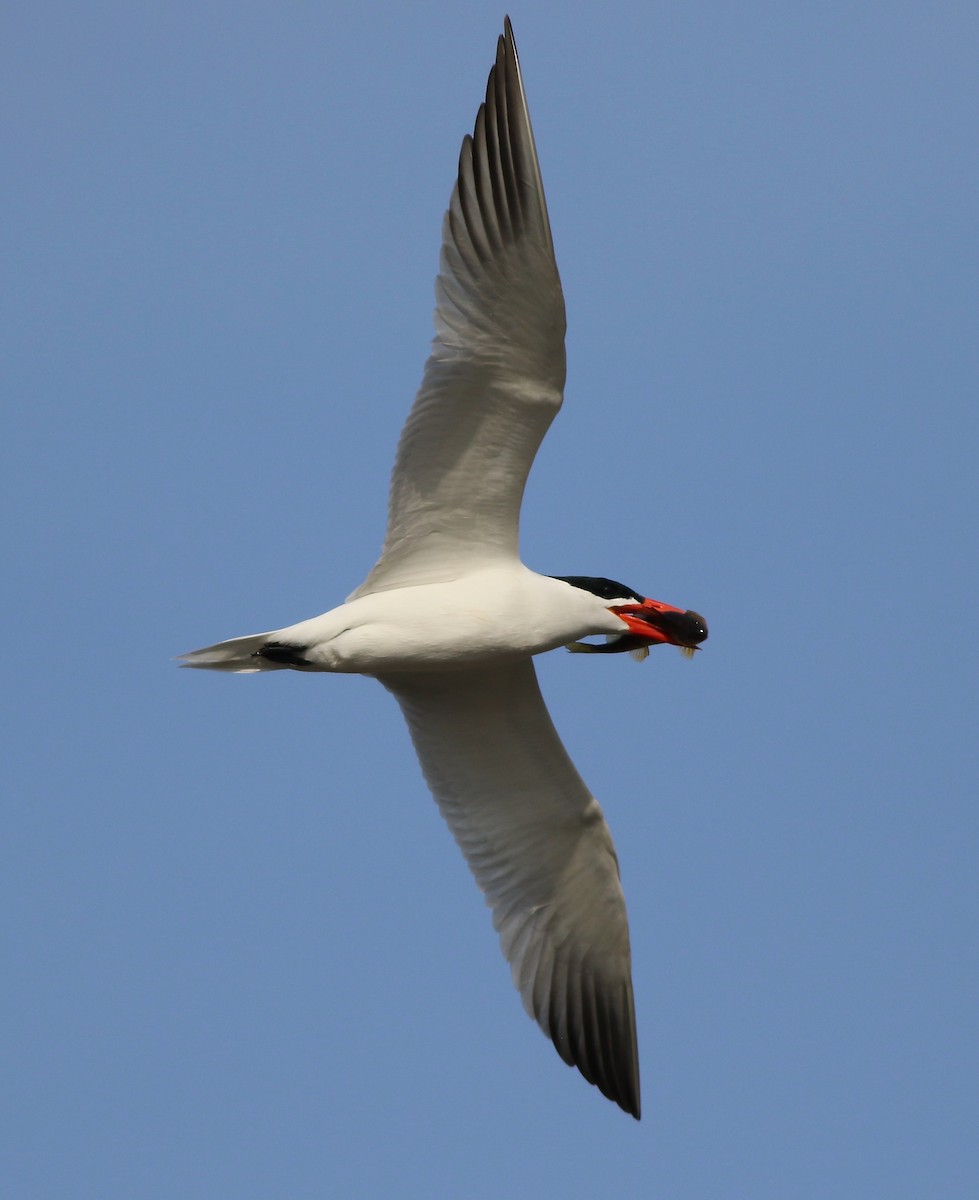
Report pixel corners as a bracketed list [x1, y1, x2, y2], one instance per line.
[4, 3, 977, 1196]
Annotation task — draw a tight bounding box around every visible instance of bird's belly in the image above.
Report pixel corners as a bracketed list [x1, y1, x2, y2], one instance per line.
[296, 572, 601, 675]
[324, 608, 568, 674]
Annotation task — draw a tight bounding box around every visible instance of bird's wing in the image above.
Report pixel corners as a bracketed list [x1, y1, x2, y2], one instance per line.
[380, 658, 640, 1118]
[350, 19, 565, 600]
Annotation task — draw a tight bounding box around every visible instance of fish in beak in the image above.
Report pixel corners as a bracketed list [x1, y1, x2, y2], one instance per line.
[567, 599, 708, 659]
[613, 598, 708, 648]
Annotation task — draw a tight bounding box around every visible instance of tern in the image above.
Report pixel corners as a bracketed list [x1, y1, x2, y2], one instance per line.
[180, 18, 707, 1119]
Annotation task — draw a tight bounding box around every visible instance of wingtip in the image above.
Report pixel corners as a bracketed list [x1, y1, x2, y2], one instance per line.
[502, 16, 519, 73]
[621, 1062, 642, 1120]
[617, 1083, 641, 1120]
[606, 1057, 641, 1120]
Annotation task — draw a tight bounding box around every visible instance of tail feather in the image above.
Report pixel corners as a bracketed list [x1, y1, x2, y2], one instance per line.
[177, 631, 281, 673]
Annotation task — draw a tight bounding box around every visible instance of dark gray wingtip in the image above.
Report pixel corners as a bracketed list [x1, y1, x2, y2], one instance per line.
[571, 968, 641, 1120]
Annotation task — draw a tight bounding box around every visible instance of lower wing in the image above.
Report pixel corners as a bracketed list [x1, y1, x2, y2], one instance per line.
[380, 658, 640, 1117]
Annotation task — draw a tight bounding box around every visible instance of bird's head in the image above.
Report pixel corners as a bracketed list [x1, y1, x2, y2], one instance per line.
[554, 576, 708, 659]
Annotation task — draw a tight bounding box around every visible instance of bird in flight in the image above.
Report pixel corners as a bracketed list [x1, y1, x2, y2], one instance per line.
[180, 17, 707, 1119]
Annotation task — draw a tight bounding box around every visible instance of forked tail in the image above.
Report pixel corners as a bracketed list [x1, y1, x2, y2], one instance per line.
[177, 631, 304, 673]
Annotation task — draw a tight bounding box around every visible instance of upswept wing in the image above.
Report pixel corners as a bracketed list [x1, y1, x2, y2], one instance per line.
[351, 19, 566, 599]
[381, 659, 640, 1118]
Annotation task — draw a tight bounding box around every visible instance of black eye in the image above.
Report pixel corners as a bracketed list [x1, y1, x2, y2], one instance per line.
[684, 611, 709, 643]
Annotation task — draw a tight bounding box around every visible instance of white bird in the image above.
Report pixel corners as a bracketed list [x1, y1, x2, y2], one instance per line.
[180, 18, 706, 1119]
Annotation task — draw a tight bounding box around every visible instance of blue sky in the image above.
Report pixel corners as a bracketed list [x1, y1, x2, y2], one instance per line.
[4, 2, 977, 1196]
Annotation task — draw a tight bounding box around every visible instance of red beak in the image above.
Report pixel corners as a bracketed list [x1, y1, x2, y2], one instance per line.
[611, 598, 709, 649]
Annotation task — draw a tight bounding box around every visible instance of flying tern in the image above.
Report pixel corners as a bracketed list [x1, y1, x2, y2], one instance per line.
[180, 18, 707, 1118]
